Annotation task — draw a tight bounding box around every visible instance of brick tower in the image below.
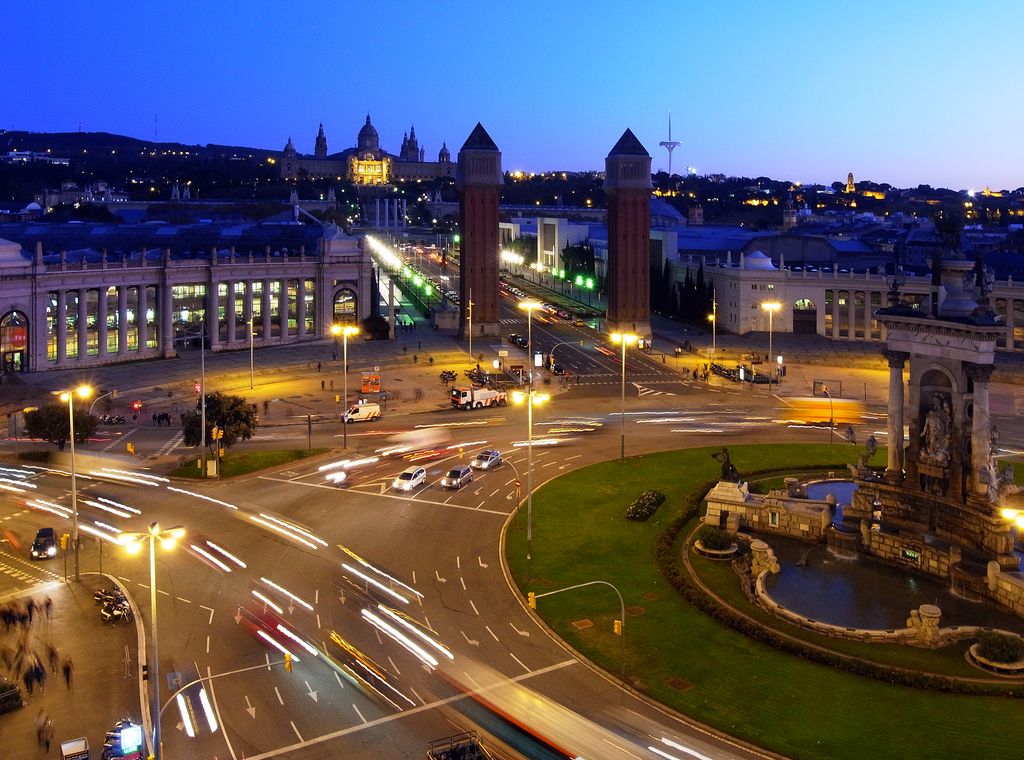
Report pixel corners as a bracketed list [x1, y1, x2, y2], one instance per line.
[604, 129, 652, 339]
[457, 123, 503, 339]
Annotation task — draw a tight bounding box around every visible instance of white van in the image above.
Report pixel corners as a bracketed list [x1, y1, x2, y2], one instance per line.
[342, 402, 381, 423]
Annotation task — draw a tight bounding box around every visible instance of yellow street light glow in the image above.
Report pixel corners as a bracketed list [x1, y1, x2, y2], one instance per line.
[761, 301, 782, 313]
[512, 391, 550, 406]
[707, 313, 716, 322]
[1000, 508, 1019, 520]
[518, 300, 542, 312]
[610, 332, 639, 345]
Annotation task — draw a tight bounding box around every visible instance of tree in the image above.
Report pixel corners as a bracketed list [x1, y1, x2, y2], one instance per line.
[361, 314, 390, 340]
[182, 392, 258, 453]
[24, 404, 97, 451]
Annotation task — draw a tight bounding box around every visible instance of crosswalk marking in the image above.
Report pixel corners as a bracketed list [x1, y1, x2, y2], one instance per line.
[154, 431, 184, 457]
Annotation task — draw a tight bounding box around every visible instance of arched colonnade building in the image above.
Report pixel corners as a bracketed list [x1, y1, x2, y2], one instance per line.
[0, 217, 370, 375]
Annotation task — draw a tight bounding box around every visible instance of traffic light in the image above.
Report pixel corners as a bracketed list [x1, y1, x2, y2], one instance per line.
[527, 592, 536, 609]
[141, 664, 149, 681]
[131, 400, 142, 412]
[211, 426, 221, 441]
[60, 534, 69, 551]
[284, 653, 293, 673]
[126, 442, 135, 455]
[613, 619, 622, 636]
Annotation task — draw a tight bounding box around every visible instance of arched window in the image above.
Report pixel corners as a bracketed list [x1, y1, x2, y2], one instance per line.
[0, 310, 29, 374]
[333, 288, 358, 325]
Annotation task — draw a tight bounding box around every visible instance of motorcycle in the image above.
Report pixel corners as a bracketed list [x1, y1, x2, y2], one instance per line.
[98, 414, 126, 425]
[94, 588, 125, 605]
[439, 370, 457, 383]
[100, 600, 133, 624]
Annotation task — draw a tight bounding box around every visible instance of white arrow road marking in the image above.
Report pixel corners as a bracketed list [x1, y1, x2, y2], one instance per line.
[461, 630, 480, 647]
[305, 681, 318, 702]
[176, 721, 184, 732]
[510, 622, 531, 637]
[234, 607, 242, 625]
[478, 556, 488, 568]
[244, 696, 256, 719]
[435, 570, 447, 583]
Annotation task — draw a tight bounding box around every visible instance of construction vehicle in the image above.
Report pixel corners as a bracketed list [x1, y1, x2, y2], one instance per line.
[450, 386, 507, 410]
[425, 731, 493, 759]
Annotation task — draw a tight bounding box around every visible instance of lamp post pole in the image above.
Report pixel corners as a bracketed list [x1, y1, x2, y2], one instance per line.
[467, 288, 473, 362]
[147, 529, 160, 760]
[248, 316, 254, 390]
[343, 330, 350, 449]
[66, 393, 81, 581]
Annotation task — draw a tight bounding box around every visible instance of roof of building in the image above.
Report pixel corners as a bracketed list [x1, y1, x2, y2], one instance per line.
[460, 123, 499, 152]
[0, 220, 332, 262]
[608, 129, 649, 157]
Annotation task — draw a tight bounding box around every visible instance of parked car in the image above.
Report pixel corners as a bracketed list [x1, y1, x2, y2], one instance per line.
[342, 403, 382, 423]
[30, 527, 57, 560]
[508, 333, 528, 349]
[440, 465, 473, 490]
[550, 363, 565, 376]
[470, 450, 502, 470]
[392, 466, 427, 492]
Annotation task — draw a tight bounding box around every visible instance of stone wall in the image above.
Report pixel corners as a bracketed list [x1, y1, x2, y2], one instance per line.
[987, 562, 1024, 616]
[859, 523, 961, 579]
[704, 481, 831, 542]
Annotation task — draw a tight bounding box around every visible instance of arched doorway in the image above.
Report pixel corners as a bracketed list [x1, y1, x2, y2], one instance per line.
[0, 311, 29, 374]
[792, 298, 817, 334]
[333, 288, 358, 326]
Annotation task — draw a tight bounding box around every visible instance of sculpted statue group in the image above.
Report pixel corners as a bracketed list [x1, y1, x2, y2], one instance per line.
[919, 393, 952, 468]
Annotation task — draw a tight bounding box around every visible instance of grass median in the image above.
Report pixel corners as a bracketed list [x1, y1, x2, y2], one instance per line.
[169, 448, 329, 479]
[505, 443, 1024, 759]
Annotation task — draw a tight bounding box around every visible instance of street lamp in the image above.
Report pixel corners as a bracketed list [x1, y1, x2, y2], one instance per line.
[518, 300, 542, 387]
[512, 388, 550, 570]
[610, 333, 638, 461]
[58, 384, 92, 581]
[118, 522, 185, 760]
[331, 324, 360, 448]
[761, 301, 781, 381]
[248, 316, 254, 390]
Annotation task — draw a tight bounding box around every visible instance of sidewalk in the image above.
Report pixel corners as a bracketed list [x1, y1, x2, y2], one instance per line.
[0, 575, 141, 759]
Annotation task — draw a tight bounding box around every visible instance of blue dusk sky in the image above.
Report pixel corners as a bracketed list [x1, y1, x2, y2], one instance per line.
[5, 1, 1022, 190]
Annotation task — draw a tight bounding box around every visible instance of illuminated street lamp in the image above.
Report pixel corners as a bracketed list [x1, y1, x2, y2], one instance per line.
[512, 388, 550, 569]
[518, 300, 542, 386]
[610, 333, 638, 461]
[57, 384, 92, 581]
[331, 324, 360, 448]
[118, 522, 185, 760]
[761, 301, 781, 381]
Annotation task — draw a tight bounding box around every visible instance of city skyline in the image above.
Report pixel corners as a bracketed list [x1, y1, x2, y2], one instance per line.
[4, 1, 1023, 190]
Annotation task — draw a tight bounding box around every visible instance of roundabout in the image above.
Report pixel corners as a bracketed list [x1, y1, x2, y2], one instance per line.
[505, 443, 1024, 760]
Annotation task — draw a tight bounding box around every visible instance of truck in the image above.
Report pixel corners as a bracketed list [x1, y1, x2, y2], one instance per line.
[450, 386, 507, 410]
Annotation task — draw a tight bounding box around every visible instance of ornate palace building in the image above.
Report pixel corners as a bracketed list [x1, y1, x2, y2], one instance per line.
[0, 214, 369, 376]
[279, 115, 454, 185]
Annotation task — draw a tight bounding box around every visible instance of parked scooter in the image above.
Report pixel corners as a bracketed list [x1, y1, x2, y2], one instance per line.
[439, 370, 457, 383]
[94, 587, 125, 606]
[100, 599, 133, 624]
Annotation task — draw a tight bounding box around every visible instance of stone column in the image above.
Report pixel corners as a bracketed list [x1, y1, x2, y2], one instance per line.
[296, 278, 307, 337]
[161, 283, 175, 357]
[77, 289, 89, 359]
[375, 198, 380, 228]
[885, 351, 909, 479]
[97, 287, 108, 356]
[280, 279, 290, 339]
[56, 291, 67, 362]
[206, 282, 219, 349]
[117, 286, 128, 355]
[262, 280, 272, 339]
[966, 363, 995, 498]
[226, 281, 236, 344]
[138, 286, 149, 352]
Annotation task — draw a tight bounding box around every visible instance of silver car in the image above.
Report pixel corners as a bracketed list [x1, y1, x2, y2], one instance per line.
[392, 466, 427, 492]
[470, 450, 502, 470]
[440, 465, 473, 490]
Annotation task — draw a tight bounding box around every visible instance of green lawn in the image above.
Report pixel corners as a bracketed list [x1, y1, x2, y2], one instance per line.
[169, 448, 329, 479]
[506, 444, 1024, 759]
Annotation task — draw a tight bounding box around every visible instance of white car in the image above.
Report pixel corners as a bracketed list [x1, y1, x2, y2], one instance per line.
[392, 466, 427, 492]
[470, 450, 502, 470]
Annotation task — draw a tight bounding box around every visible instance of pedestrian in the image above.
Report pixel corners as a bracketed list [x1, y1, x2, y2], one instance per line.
[262, 400, 269, 415]
[330, 380, 334, 391]
[44, 596, 53, 621]
[33, 658, 46, 692]
[22, 666, 33, 695]
[26, 598, 35, 625]
[42, 717, 54, 751]
[317, 361, 322, 372]
[35, 709, 47, 744]
[61, 656, 73, 690]
[320, 380, 325, 391]
[332, 349, 337, 361]
[428, 356, 434, 366]
[418, 340, 421, 349]
[46, 643, 58, 674]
